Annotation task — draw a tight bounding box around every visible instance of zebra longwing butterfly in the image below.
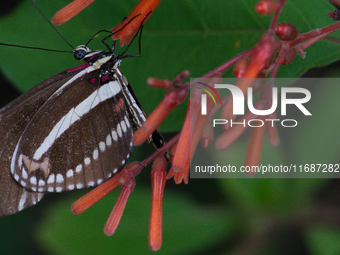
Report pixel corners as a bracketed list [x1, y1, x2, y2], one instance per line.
[0, 11, 163, 217]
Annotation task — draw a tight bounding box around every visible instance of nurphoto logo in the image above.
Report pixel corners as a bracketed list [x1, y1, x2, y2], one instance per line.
[199, 84, 312, 128]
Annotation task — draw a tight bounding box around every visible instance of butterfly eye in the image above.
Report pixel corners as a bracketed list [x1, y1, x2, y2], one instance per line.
[74, 49, 87, 60]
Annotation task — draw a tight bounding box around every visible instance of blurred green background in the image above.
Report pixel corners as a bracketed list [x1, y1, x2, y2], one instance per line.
[1, 0, 340, 254]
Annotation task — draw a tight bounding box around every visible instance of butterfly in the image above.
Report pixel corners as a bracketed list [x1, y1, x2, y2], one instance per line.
[0, 9, 163, 217]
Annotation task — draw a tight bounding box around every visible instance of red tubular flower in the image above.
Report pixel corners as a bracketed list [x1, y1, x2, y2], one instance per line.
[132, 88, 187, 146]
[104, 173, 135, 236]
[181, 163, 190, 184]
[244, 115, 267, 176]
[191, 78, 221, 150]
[168, 142, 177, 162]
[71, 162, 141, 215]
[167, 167, 187, 184]
[52, 0, 95, 25]
[149, 156, 167, 251]
[267, 112, 280, 146]
[111, 0, 162, 46]
[245, 40, 274, 78]
[147, 77, 172, 89]
[172, 103, 190, 173]
[173, 70, 190, 86]
[200, 122, 214, 148]
[168, 77, 220, 183]
[215, 110, 258, 151]
[168, 162, 189, 184]
[221, 40, 273, 122]
[61, 0, 340, 249]
[252, 74, 267, 93]
[52, 0, 162, 46]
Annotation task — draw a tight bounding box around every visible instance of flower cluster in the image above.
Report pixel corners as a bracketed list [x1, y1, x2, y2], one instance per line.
[52, 0, 340, 251]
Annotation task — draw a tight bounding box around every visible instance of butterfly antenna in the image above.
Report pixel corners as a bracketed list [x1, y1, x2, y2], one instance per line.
[0, 43, 73, 53]
[31, 0, 74, 49]
[85, 30, 113, 50]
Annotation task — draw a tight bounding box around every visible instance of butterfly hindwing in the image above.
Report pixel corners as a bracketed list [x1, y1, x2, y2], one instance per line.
[0, 69, 80, 217]
[0, 172, 44, 217]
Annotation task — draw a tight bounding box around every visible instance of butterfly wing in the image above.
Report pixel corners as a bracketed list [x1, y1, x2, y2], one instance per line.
[10, 66, 133, 193]
[0, 69, 80, 217]
[0, 171, 44, 217]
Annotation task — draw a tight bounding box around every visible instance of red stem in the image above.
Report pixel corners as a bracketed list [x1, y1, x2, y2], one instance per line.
[268, 0, 287, 33]
[132, 133, 180, 177]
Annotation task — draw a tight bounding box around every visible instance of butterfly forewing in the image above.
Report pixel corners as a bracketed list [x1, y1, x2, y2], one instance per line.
[10, 65, 133, 193]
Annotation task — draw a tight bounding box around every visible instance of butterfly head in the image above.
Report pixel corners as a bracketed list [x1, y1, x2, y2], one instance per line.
[73, 45, 104, 61]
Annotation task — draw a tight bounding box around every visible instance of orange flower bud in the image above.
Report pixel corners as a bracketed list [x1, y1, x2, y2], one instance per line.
[233, 59, 249, 78]
[147, 77, 172, 89]
[149, 156, 167, 251]
[255, 0, 277, 15]
[111, 0, 162, 46]
[52, 0, 95, 25]
[104, 176, 135, 236]
[275, 23, 298, 41]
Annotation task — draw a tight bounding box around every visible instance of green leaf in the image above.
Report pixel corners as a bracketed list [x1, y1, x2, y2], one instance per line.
[290, 80, 340, 164]
[219, 178, 325, 213]
[305, 225, 340, 255]
[216, 139, 327, 211]
[0, 0, 338, 131]
[34, 187, 236, 255]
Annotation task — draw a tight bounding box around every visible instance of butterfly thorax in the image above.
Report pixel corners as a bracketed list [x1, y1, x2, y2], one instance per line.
[73, 45, 122, 75]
